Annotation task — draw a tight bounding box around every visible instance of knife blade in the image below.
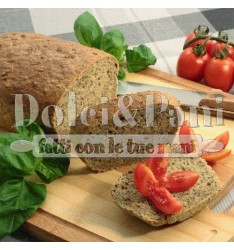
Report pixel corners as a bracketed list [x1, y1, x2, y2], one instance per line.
[118, 81, 234, 119]
[118, 80, 207, 107]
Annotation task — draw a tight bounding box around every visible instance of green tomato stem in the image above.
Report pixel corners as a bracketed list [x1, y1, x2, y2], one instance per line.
[183, 35, 234, 50]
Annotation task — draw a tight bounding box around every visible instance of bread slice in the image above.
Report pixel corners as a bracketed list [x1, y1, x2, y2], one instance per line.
[111, 157, 221, 226]
[0, 32, 118, 132]
[73, 90, 181, 172]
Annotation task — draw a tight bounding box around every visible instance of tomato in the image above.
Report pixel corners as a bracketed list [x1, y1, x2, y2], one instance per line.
[134, 164, 183, 215]
[202, 149, 232, 163]
[184, 32, 216, 53]
[213, 131, 229, 149]
[134, 163, 159, 197]
[184, 32, 196, 45]
[184, 26, 209, 48]
[230, 42, 234, 61]
[184, 31, 206, 48]
[202, 131, 229, 153]
[159, 171, 199, 193]
[146, 155, 168, 179]
[179, 120, 197, 153]
[208, 42, 234, 58]
[150, 187, 183, 215]
[177, 47, 210, 82]
[206, 40, 217, 55]
[204, 57, 234, 92]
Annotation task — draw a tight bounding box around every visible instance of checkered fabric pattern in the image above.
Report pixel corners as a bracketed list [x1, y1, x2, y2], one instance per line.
[0, 8, 234, 241]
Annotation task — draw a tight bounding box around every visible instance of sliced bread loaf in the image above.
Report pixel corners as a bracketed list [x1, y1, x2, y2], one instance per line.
[0, 32, 118, 132]
[111, 157, 221, 226]
[72, 90, 181, 172]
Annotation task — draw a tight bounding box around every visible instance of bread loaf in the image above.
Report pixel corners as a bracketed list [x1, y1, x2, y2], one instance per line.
[111, 157, 221, 226]
[72, 90, 181, 172]
[0, 32, 118, 133]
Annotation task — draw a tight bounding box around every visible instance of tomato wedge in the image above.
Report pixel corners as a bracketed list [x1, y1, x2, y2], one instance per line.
[150, 187, 183, 215]
[215, 131, 229, 148]
[202, 149, 232, 163]
[159, 171, 199, 193]
[179, 120, 197, 153]
[134, 163, 159, 197]
[202, 131, 229, 153]
[146, 156, 168, 179]
[134, 163, 183, 215]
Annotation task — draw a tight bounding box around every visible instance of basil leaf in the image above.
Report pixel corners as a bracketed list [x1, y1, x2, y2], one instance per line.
[15, 120, 44, 140]
[0, 178, 46, 239]
[118, 68, 127, 80]
[126, 45, 157, 72]
[0, 133, 24, 146]
[0, 120, 43, 146]
[0, 144, 41, 177]
[74, 11, 103, 49]
[36, 157, 70, 184]
[102, 30, 127, 61]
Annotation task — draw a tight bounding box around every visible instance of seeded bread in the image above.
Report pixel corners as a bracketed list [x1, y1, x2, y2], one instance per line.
[111, 157, 221, 226]
[0, 32, 118, 132]
[72, 90, 181, 172]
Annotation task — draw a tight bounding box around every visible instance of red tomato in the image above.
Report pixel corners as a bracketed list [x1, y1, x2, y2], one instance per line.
[134, 164, 183, 215]
[202, 131, 229, 153]
[159, 171, 199, 193]
[146, 155, 168, 179]
[208, 42, 234, 58]
[177, 47, 210, 82]
[214, 131, 229, 149]
[134, 163, 159, 197]
[184, 31, 206, 48]
[230, 42, 234, 61]
[202, 149, 232, 163]
[150, 187, 183, 215]
[179, 120, 197, 153]
[206, 40, 217, 55]
[204, 57, 234, 92]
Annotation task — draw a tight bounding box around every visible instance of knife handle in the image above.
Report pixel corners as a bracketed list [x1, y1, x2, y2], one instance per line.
[181, 104, 234, 120]
[199, 89, 234, 114]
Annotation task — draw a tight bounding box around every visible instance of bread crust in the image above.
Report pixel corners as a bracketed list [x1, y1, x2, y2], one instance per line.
[0, 32, 118, 130]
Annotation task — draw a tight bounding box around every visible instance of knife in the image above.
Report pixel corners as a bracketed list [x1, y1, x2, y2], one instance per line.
[118, 81, 234, 119]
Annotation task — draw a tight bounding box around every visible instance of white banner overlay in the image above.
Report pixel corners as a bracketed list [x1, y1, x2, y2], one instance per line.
[29, 134, 213, 158]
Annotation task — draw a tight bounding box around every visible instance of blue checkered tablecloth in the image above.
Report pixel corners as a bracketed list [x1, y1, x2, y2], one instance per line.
[0, 8, 233, 242]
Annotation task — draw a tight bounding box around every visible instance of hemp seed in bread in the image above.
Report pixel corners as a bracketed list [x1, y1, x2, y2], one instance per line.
[72, 90, 181, 172]
[111, 157, 221, 226]
[0, 32, 118, 132]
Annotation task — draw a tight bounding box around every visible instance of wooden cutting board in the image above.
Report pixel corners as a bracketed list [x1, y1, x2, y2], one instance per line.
[15, 68, 234, 241]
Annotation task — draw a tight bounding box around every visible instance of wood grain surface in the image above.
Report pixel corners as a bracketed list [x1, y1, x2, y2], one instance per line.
[4, 68, 234, 242]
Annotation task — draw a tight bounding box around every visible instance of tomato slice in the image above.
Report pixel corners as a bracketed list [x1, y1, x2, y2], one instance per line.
[134, 163, 159, 197]
[202, 149, 232, 163]
[159, 171, 199, 193]
[179, 120, 197, 153]
[150, 187, 183, 215]
[146, 155, 168, 179]
[134, 164, 183, 215]
[213, 131, 229, 150]
[202, 131, 229, 153]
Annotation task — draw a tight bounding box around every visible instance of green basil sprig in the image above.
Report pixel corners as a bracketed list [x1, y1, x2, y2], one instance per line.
[0, 120, 70, 238]
[0, 178, 46, 238]
[74, 11, 157, 80]
[125, 45, 157, 72]
[74, 11, 103, 49]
